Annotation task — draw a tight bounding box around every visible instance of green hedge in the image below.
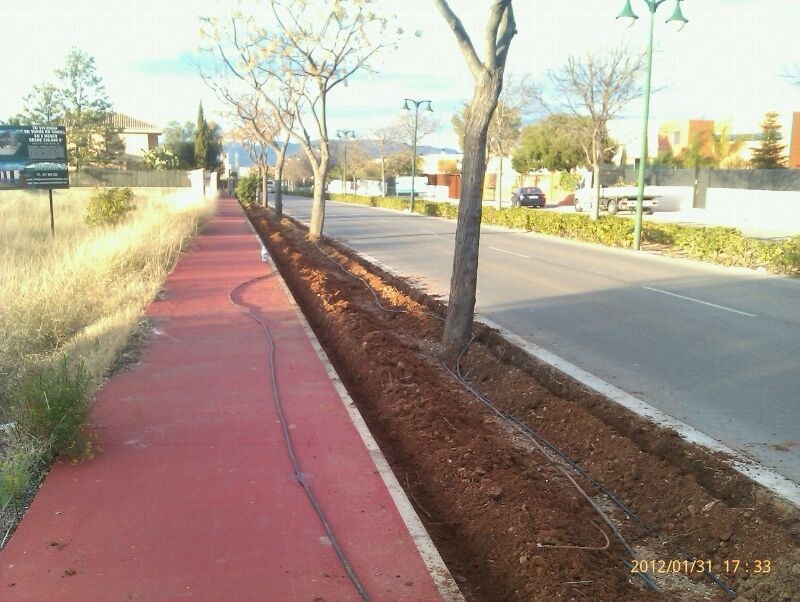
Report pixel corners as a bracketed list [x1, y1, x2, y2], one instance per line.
[235, 174, 261, 206]
[329, 194, 800, 276]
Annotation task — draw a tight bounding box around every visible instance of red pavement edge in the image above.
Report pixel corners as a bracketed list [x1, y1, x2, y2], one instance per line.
[1, 197, 463, 601]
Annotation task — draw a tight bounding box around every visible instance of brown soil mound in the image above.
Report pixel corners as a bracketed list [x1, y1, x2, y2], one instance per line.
[247, 205, 800, 602]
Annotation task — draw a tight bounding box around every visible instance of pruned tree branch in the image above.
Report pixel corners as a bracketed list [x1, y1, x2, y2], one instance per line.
[486, 0, 516, 69]
[432, 0, 484, 80]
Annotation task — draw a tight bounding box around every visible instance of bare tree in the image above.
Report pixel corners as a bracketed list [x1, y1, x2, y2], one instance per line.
[371, 126, 398, 196]
[433, 0, 516, 358]
[229, 121, 270, 200]
[283, 154, 314, 190]
[221, 92, 294, 215]
[243, 101, 293, 216]
[341, 142, 377, 187]
[201, 1, 391, 239]
[545, 46, 645, 219]
[394, 111, 439, 150]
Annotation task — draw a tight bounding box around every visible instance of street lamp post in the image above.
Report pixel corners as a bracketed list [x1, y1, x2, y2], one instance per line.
[336, 129, 356, 194]
[401, 98, 433, 213]
[617, 0, 688, 250]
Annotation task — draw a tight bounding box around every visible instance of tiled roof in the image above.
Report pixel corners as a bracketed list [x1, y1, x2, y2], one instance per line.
[107, 112, 161, 133]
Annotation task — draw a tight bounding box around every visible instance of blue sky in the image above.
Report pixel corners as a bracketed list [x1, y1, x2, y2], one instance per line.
[4, 0, 799, 152]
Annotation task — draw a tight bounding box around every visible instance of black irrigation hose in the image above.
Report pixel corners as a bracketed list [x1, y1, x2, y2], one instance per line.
[229, 275, 371, 602]
[491, 399, 738, 596]
[311, 236, 736, 598]
[446, 341, 662, 594]
[449, 340, 737, 599]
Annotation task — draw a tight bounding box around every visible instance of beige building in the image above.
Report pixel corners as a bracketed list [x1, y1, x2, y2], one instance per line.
[419, 152, 461, 175]
[658, 119, 715, 156]
[789, 112, 800, 168]
[109, 112, 161, 159]
[659, 114, 800, 166]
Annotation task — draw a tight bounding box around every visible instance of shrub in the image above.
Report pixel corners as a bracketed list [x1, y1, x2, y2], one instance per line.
[773, 237, 800, 274]
[329, 193, 800, 275]
[85, 187, 136, 226]
[559, 172, 582, 193]
[235, 174, 261, 206]
[17, 358, 93, 462]
[142, 147, 180, 170]
[0, 448, 37, 517]
[642, 223, 678, 246]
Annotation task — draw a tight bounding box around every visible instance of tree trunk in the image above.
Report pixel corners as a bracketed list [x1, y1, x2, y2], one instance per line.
[272, 133, 292, 218]
[274, 166, 284, 218]
[309, 156, 328, 241]
[496, 155, 503, 210]
[261, 167, 269, 208]
[274, 148, 287, 218]
[381, 156, 386, 197]
[442, 72, 502, 358]
[591, 161, 601, 221]
[590, 136, 600, 220]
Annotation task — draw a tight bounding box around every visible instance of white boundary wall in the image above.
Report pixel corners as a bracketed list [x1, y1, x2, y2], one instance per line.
[705, 188, 800, 234]
[647, 185, 800, 235]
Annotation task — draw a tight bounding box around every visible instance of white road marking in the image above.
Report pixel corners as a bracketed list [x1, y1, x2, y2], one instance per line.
[641, 286, 757, 317]
[488, 246, 531, 259]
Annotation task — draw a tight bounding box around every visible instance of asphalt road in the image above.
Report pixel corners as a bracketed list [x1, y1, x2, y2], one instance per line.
[279, 195, 800, 484]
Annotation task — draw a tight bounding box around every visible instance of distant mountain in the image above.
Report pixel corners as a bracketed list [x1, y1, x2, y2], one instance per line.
[224, 140, 459, 167]
[223, 143, 298, 167]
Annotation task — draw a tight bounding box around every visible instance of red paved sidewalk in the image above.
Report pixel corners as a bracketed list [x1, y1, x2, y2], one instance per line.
[1, 197, 457, 601]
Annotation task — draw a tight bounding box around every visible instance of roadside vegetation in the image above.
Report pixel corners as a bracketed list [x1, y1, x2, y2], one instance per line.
[0, 187, 215, 545]
[330, 193, 800, 275]
[235, 173, 261, 206]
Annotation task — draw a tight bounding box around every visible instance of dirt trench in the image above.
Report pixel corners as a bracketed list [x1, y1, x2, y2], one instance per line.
[247, 205, 800, 602]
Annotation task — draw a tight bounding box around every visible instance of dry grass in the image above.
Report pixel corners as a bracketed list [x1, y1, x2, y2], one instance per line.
[0, 187, 216, 403]
[0, 186, 215, 545]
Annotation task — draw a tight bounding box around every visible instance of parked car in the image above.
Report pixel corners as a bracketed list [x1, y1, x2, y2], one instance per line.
[511, 186, 546, 208]
[256, 181, 278, 201]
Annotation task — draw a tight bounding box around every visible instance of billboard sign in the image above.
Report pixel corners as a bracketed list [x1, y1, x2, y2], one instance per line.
[0, 125, 69, 189]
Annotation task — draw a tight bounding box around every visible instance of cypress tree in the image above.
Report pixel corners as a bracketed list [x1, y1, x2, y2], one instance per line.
[194, 102, 209, 169]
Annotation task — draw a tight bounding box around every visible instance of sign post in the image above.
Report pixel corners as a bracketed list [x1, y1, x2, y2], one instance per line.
[0, 125, 70, 236]
[49, 189, 55, 236]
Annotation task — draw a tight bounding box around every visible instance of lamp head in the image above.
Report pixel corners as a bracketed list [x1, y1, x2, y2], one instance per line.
[424, 101, 433, 112]
[667, 0, 688, 31]
[616, 0, 638, 28]
[402, 99, 411, 111]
